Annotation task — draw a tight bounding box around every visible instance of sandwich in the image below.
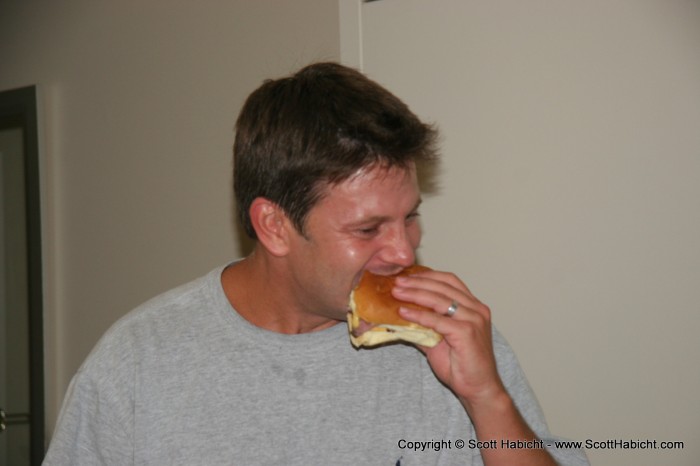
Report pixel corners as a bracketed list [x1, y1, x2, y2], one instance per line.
[348, 264, 442, 348]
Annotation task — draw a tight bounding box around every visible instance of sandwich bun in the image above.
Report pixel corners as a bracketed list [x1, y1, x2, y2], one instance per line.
[348, 265, 442, 348]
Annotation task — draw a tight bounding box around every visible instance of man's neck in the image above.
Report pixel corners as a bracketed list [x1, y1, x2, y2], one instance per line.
[221, 253, 340, 334]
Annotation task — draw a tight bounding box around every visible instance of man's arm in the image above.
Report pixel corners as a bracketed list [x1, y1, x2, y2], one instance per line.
[394, 269, 558, 466]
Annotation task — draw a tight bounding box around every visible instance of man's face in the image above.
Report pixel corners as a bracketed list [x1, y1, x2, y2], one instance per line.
[284, 163, 422, 321]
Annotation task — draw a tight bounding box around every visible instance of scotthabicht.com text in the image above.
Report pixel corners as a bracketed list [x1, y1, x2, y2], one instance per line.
[397, 438, 684, 452]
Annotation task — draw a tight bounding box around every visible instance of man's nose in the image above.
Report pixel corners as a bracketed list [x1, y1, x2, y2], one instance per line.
[381, 225, 417, 268]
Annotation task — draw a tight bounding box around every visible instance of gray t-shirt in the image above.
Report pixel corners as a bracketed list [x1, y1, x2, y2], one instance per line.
[43, 266, 588, 465]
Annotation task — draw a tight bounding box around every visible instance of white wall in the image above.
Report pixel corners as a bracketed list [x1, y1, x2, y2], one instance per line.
[0, 0, 340, 436]
[343, 1, 700, 465]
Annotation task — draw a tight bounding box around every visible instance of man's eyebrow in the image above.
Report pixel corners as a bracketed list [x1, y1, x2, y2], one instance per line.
[410, 198, 423, 213]
[346, 198, 423, 227]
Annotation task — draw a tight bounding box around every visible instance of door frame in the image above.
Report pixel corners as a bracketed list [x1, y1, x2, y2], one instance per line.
[0, 85, 44, 465]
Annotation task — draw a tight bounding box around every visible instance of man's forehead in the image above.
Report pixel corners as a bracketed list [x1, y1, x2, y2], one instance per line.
[314, 163, 420, 213]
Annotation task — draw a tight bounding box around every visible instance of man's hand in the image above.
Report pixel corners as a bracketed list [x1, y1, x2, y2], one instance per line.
[393, 269, 502, 405]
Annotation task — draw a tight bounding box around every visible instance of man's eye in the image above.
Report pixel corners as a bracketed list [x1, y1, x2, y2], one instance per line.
[357, 226, 379, 236]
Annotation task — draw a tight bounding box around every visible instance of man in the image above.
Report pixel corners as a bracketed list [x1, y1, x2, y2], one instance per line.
[44, 62, 588, 465]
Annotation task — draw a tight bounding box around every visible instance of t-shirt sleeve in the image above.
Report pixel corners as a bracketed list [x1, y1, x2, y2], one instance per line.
[492, 327, 590, 466]
[43, 329, 135, 465]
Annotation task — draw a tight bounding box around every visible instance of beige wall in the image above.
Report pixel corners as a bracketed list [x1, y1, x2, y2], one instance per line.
[347, 1, 700, 465]
[0, 0, 340, 436]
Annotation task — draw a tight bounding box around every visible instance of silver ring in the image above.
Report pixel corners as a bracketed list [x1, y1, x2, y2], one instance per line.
[446, 301, 459, 317]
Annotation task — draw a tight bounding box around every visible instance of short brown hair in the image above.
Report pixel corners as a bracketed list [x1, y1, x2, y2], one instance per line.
[233, 62, 438, 239]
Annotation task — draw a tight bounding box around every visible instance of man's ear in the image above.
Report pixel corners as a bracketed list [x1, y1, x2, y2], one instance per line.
[249, 198, 293, 257]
